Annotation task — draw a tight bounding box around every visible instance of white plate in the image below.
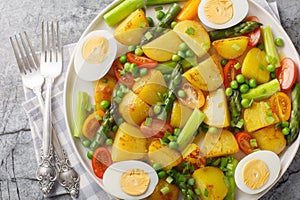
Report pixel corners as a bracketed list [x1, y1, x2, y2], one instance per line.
[63, 0, 300, 199]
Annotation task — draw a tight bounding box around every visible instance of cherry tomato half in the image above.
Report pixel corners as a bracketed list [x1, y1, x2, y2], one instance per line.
[223, 59, 240, 88]
[112, 58, 135, 87]
[269, 92, 291, 121]
[140, 118, 173, 138]
[276, 57, 298, 91]
[244, 16, 261, 47]
[126, 52, 158, 68]
[235, 132, 257, 155]
[178, 81, 205, 109]
[92, 147, 112, 179]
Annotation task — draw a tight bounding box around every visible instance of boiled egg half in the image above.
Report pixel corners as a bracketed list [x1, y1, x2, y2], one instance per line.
[198, 0, 249, 29]
[234, 150, 281, 194]
[102, 160, 158, 199]
[74, 30, 117, 81]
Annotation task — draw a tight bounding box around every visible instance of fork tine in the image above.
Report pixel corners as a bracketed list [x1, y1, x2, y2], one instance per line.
[9, 36, 25, 74]
[56, 21, 62, 61]
[51, 22, 56, 62]
[25, 31, 40, 69]
[19, 32, 38, 71]
[14, 34, 32, 73]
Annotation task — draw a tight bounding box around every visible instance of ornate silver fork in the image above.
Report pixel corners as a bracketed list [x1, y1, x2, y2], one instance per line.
[10, 28, 79, 197]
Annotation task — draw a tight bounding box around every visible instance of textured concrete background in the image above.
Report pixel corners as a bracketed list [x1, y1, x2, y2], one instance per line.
[0, 0, 299, 199]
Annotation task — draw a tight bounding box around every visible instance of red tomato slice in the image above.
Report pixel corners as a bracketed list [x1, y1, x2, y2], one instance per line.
[92, 147, 112, 179]
[178, 81, 205, 109]
[276, 57, 298, 91]
[223, 59, 240, 88]
[235, 132, 257, 155]
[140, 118, 173, 138]
[244, 16, 261, 46]
[112, 58, 135, 87]
[126, 52, 158, 68]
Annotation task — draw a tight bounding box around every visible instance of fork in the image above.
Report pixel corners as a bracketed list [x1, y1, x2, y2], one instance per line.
[10, 28, 79, 197]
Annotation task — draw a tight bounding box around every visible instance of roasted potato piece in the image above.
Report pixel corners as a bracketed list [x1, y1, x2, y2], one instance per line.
[119, 90, 150, 126]
[111, 122, 147, 162]
[243, 100, 280, 132]
[183, 55, 224, 91]
[114, 9, 149, 45]
[252, 125, 286, 154]
[148, 140, 182, 170]
[242, 48, 270, 84]
[212, 36, 249, 59]
[202, 88, 230, 128]
[173, 20, 211, 57]
[193, 166, 228, 200]
[132, 69, 167, 105]
[204, 129, 239, 158]
[94, 74, 117, 111]
[170, 100, 193, 128]
[142, 30, 182, 62]
[181, 143, 206, 169]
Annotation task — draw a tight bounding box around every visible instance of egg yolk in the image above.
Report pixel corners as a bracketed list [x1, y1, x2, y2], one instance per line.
[242, 159, 270, 189]
[82, 36, 109, 64]
[204, 0, 233, 25]
[120, 168, 150, 196]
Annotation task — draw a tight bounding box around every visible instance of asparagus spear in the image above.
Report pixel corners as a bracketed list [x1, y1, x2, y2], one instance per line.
[208, 21, 262, 41]
[157, 61, 183, 120]
[287, 84, 300, 145]
[140, 3, 181, 45]
[89, 103, 116, 151]
[146, 0, 186, 6]
[228, 90, 243, 131]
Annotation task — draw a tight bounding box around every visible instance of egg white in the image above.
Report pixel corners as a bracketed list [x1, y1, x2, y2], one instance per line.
[102, 160, 159, 199]
[198, 0, 249, 29]
[234, 150, 281, 195]
[74, 30, 117, 81]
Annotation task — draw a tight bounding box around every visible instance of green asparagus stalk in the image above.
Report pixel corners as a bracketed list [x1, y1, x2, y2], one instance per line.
[208, 21, 262, 41]
[261, 26, 281, 68]
[157, 61, 183, 120]
[73, 91, 90, 138]
[287, 84, 300, 145]
[228, 90, 243, 131]
[89, 103, 116, 151]
[146, 0, 186, 6]
[103, 0, 145, 26]
[140, 3, 181, 45]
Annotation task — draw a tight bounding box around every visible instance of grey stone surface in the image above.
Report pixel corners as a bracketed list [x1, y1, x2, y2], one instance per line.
[0, 0, 299, 199]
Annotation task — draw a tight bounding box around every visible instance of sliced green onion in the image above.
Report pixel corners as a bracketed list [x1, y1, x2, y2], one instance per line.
[231, 43, 241, 51]
[250, 138, 258, 147]
[145, 117, 153, 126]
[160, 186, 170, 195]
[186, 27, 195, 35]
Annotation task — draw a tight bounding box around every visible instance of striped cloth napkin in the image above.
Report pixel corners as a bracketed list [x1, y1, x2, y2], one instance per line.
[22, 0, 281, 199]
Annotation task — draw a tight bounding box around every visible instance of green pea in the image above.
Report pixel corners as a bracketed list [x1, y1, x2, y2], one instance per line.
[153, 163, 162, 171]
[225, 87, 233, 96]
[112, 125, 118, 132]
[239, 84, 249, 94]
[100, 100, 110, 110]
[87, 150, 93, 159]
[156, 10, 165, 20]
[248, 78, 257, 88]
[153, 104, 162, 114]
[82, 139, 91, 147]
[282, 127, 290, 135]
[128, 45, 136, 52]
[119, 55, 127, 64]
[134, 47, 143, 56]
[274, 38, 284, 47]
[270, 72, 276, 79]
[230, 80, 239, 89]
[208, 126, 218, 134]
[139, 68, 148, 76]
[241, 98, 251, 108]
[267, 64, 275, 72]
[124, 62, 131, 72]
[281, 121, 289, 128]
[147, 17, 154, 27]
[185, 49, 194, 57]
[105, 138, 113, 146]
[158, 170, 167, 179]
[169, 141, 179, 149]
[177, 89, 186, 98]
[179, 43, 189, 51]
[170, 21, 177, 29]
[257, 43, 265, 51]
[236, 74, 245, 83]
[221, 59, 228, 66]
[172, 54, 181, 62]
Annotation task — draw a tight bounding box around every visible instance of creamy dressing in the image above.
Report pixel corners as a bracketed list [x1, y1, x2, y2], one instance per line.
[204, 0, 233, 24]
[82, 36, 109, 64]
